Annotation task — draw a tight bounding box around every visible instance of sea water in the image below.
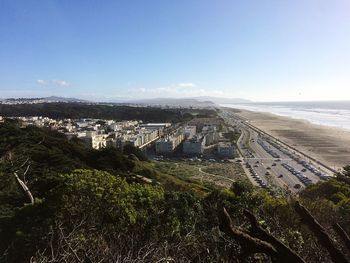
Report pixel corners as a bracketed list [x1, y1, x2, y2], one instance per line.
[221, 101, 350, 131]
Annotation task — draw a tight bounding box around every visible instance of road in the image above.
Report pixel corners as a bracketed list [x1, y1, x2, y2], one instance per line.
[221, 109, 332, 195]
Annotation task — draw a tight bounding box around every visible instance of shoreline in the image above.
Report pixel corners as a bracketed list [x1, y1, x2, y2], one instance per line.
[224, 107, 350, 171]
[220, 103, 350, 132]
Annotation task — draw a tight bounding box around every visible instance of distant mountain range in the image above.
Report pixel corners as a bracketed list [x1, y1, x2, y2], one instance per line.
[119, 96, 252, 106]
[43, 96, 90, 103]
[192, 96, 252, 104]
[0, 96, 89, 103]
[123, 98, 215, 107]
[0, 96, 252, 107]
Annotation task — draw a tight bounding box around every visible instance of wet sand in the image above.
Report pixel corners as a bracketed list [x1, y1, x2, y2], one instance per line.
[229, 108, 350, 170]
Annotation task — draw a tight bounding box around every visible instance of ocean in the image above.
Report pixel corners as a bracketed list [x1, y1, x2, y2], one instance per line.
[221, 101, 350, 131]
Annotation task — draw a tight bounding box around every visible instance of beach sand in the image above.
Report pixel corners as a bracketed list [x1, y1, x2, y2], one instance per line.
[229, 108, 350, 170]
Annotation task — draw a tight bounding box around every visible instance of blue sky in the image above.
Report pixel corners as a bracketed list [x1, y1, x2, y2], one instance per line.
[0, 0, 349, 101]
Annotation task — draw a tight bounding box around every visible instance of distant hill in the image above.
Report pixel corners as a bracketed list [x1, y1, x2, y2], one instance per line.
[1, 96, 251, 107]
[125, 98, 217, 108]
[193, 96, 252, 104]
[43, 96, 90, 103]
[0, 96, 90, 104]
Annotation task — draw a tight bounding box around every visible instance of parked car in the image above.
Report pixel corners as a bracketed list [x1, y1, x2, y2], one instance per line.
[294, 184, 301, 189]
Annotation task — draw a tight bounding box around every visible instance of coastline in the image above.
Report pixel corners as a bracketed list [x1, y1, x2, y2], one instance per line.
[225, 107, 350, 171]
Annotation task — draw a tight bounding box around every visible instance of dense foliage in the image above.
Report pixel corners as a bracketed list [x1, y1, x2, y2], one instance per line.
[0, 103, 217, 123]
[0, 121, 349, 262]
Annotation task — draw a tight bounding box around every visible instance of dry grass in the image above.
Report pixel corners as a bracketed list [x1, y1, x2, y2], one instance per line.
[153, 161, 247, 189]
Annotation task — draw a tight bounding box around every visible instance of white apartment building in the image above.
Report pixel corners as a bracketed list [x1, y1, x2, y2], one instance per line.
[217, 142, 235, 158]
[183, 126, 196, 139]
[183, 136, 204, 155]
[155, 132, 184, 154]
[80, 133, 107, 149]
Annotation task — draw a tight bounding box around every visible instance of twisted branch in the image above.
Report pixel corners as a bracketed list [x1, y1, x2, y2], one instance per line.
[295, 201, 348, 263]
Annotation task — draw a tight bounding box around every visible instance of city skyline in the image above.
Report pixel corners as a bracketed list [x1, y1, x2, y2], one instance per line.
[1, 0, 350, 102]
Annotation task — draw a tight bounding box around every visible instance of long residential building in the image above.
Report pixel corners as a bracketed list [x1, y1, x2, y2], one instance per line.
[155, 131, 184, 154]
[183, 136, 204, 155]
[217, 142, 235, 158]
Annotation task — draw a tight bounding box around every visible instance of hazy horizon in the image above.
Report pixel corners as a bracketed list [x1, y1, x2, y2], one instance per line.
[1, 0, 350, 101]
[2, 94, 350, 104]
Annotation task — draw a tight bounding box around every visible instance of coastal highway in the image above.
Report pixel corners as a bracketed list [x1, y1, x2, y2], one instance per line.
[221, 109, 331, 194]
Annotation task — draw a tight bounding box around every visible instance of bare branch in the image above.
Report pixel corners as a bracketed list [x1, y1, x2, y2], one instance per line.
[333, 223, 350, 253]
[23, 163, 31, 183]
[243, 209, 305, 263]
[295, 201, 349, 263]
[13, 172, 34, 205]
[58, 224, 82, 263]
[219, 208, 281, 261]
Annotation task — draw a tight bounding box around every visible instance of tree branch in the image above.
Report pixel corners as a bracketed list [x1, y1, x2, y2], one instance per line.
[220, 208, 282, 262]
[13, 172, 34, 205]
[333, 223, 350, 253]
[295, 201, 349, 263]
[243, 209, 305, 263]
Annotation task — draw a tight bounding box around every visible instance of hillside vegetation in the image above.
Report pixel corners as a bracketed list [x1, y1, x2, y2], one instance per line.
[0, 121, 349, 262]
[0, 103, 217, 123]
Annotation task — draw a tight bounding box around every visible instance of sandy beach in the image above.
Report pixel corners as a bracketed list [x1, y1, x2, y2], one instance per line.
[228, 108, 350, 171]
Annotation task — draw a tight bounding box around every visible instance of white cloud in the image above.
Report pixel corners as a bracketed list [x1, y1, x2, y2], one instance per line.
[178, 82, 196, 88]
[36, 79, 70, 87]
[36, 79, 48, 85]
[52, 79, 70, 87]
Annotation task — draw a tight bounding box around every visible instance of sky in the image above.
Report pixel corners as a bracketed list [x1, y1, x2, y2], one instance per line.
[0, 0, 350, 102]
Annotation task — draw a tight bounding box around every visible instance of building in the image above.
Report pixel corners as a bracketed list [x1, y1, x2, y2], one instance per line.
[202, 126, 219, 146]
[183, 126, 196, 139]
[155, 132, 184, 154]
[155, 138, 175, 154]
[109, 123, 122, 131]
[183, 136, 204, 155]
[77, 131, 107, 150]
[187, 117, 223, 131]
[140, 123, 171, 129]
[79, 132, 107, 149]
[217, 142, 235, 158]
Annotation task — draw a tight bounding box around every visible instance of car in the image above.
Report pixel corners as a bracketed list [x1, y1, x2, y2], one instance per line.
[266, 167, 271, 170]
[272, 163, 276, 166]
[265, 172, 270, 175]
[301, 168, 307, 172]
[278, 174, 283, 178]
[254, 164, 258, 167]
[294, 184, 301, 189]
[255, 161, 260, 164]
